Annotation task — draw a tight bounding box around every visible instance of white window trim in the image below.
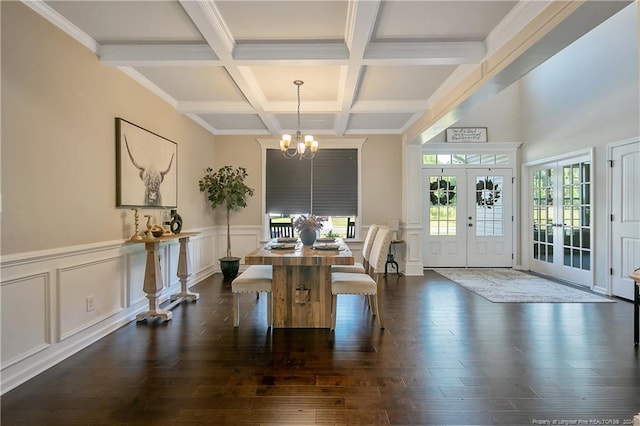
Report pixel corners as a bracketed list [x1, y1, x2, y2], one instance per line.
[256, 138, 367, 240]
[421, 142, 522, 168]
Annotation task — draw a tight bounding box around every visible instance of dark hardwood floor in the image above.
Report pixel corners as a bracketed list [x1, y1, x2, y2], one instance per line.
[2, 271, 639, 425]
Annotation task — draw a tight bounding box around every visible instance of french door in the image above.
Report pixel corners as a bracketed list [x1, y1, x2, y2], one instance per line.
[422, 168, 513, 267]
[529, 156, 593, 286]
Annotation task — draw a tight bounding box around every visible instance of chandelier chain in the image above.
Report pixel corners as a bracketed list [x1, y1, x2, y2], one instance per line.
[296, 81, 301, 133]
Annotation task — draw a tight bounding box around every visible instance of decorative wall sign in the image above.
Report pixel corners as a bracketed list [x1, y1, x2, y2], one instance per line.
[116, 118, 177, 208]
[445, 127, 488, 143]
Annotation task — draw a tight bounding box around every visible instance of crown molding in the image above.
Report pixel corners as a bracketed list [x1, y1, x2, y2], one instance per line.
[22, 0, 97, 53]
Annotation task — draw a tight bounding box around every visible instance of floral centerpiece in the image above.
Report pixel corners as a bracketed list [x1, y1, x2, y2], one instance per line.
[294, 215, 323, 245]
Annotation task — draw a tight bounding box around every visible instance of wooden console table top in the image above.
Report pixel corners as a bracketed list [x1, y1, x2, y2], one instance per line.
[127, 231, 199, 244]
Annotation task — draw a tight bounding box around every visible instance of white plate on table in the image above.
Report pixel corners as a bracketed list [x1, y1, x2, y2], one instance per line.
[316, 237, 336, 243]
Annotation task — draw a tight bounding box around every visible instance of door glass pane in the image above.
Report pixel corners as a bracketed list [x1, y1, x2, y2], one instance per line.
[423, 155, 437, 165]
[480, 154, 495, 164]
[428, 176, 457, 236]
[466, 154, 480, 164]
[475, 176, 503, 236]
[532, 168, 554, 263]
[496, 154, 509, 165]
[561, 161, 591, 271]
[436, 155, 452, 164]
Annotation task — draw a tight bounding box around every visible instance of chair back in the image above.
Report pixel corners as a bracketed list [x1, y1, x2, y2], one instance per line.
[270, 219, 294, 238]
[361, 225, 380, 263]
[346, 218, 356, 238]
[368, 227, 393, 274]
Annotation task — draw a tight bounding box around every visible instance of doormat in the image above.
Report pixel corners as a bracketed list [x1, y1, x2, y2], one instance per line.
[431, 268, 615, 303]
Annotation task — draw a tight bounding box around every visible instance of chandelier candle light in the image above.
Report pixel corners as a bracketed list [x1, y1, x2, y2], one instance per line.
[280, 80, 319, 160]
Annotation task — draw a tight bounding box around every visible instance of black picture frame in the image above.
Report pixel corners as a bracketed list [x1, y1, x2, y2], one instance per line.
[116, 118, 177, 208]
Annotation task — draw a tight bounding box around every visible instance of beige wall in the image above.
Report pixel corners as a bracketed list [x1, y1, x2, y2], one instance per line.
[1, 2, 216, 255]
[212, 134, 403, 228]
[1, 2, 403, 256]
[359, 135, 403, 226]
[210, 136, 264, 226]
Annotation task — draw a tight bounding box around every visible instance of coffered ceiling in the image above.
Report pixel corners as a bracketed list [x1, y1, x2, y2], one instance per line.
[30, 0, 631, 143]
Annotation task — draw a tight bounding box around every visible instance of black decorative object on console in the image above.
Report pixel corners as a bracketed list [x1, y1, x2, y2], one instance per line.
[170, 209, 183, 234]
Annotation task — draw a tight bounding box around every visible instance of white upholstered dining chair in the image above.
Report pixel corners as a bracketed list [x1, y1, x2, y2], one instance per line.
[231, 265, 272, 327]
[330, 226, 393, 330]
[331, 224, 379, 274]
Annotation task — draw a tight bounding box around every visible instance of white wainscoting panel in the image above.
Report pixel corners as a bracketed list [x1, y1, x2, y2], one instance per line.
[197, 233, 215, 274]
[127, 249, 147, 307]
[167, 242, 179, 288]
[215, 226, 262, 267]
[405, 224, 425, 276]
[1, 272, 51, 369]
[0, 228, 216, 394]
[57, 256, 125, 341]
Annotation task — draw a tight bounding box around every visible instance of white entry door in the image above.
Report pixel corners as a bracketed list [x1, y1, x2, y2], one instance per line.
[610, 140, 640, 300]
[422, 168, 513, 267]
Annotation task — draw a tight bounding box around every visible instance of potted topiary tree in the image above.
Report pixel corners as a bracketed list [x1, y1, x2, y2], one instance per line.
[199, 165, 254, 280]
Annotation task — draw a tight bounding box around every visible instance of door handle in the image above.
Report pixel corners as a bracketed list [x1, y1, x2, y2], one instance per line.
[468, 223, 473, 227]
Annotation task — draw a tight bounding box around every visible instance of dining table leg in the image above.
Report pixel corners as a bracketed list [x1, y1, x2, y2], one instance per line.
[272, 265, 332, 328]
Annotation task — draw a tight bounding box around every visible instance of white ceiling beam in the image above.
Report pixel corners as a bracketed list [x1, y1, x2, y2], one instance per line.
[365, 41, 486, 64]
[233, 42, 349, 61]
[178, 101, 341, 115]
[179, 0, 281, 135]
[98, 40, 485, 67]
[99, 43, 218, 66]
[335, 0, 381, 136]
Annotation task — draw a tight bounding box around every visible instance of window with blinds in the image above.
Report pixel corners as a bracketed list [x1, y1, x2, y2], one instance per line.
[266, 149, 357, 216]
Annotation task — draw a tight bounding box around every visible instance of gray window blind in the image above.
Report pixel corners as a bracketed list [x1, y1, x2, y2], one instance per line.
[312, 149, 357, 216]
[266, 149, 358, 216]
[266, 149, 311, 214]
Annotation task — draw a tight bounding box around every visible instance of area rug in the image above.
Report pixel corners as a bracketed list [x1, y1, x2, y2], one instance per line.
[431, 268, 614, 303]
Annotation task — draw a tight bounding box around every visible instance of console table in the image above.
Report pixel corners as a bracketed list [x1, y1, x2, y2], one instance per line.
[630, 270, 640, 346]
[128, 232, 199, 322]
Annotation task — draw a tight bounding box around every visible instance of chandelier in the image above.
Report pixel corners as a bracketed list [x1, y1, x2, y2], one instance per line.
[280, 80, 318, 159]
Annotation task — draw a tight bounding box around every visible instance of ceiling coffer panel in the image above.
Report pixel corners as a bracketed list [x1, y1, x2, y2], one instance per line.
[39, 0, 632, 139]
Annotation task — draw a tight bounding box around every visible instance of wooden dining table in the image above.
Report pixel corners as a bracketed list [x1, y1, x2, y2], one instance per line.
[244, 238, 354, 328]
